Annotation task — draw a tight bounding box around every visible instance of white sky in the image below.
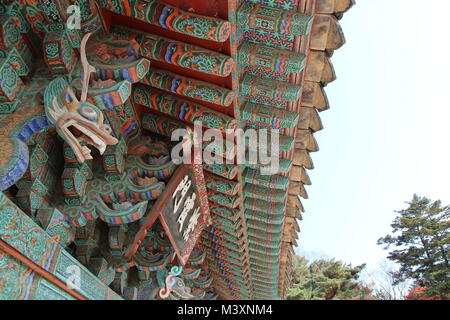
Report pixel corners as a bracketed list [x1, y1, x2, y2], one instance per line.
[295, 0, 450, 280]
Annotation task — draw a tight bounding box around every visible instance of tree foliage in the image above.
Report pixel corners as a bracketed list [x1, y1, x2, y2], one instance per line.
[369, 260, 411, 300]
[378, 195, 450, 299]
[287, 256, 373, 300]
[404, 286, 443, 300]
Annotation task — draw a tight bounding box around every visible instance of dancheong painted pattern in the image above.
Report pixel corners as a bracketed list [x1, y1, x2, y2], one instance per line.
[0, 0, 354, 300]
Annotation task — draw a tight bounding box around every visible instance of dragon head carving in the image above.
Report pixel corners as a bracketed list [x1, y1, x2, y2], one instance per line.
[159, 266, 195, 300]
[44, 33, 118, 163]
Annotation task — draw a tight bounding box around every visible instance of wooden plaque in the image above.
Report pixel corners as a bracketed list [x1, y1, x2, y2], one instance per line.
[125, 164, 210, 265]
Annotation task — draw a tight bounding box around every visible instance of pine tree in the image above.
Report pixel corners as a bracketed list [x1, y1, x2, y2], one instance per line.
[378, 195, 450, 299]
[287, 256, 372, 300]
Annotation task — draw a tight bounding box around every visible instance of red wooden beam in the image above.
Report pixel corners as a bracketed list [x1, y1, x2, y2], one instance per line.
[0, 240, 88, 300]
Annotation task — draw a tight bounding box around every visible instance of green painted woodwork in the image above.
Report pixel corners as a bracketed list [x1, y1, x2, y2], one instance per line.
[237, 2, 313, 48]
[134, 84, 236, 131]
[243, 168, 290, 189]
[141, 67, 236, 106]
[0, 191, 123, 300]
[100, 0, 231, 42]
[238, 41, 306, 80]
[241, 102, 299, 129]
[240, 73, 301, 107]
[243, 183, 287, 203]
